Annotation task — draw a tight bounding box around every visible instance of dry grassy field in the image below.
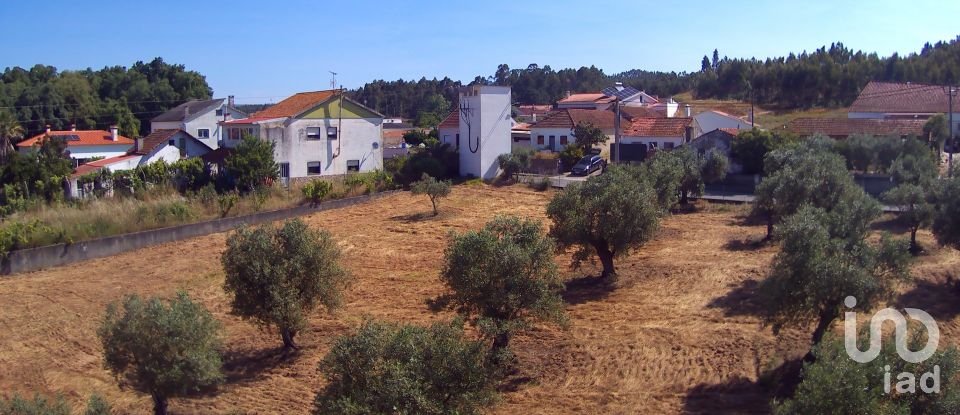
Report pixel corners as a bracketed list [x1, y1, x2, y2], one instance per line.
[1, 184, 958, 414]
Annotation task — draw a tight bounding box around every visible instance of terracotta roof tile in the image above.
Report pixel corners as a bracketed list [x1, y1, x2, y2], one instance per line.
[532, 109, 621, 130]
[133, 129, 180, 155]
[438, 111, 460, 128]
[623, 117, 692, 137]
[785, 117, 926, 137]
[850, 81, 951, 113]
[71, 154, 141, 178]
[558, 93, 615, 104]
[18, 130, 135, 148]
[253, 90, 337, 118]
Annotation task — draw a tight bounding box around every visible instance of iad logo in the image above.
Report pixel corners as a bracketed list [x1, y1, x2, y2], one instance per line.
[843, 296, 941, 394]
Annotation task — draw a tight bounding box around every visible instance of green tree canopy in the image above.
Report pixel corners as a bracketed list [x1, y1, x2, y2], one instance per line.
[730, 129, 797, 175]
[572, 121, 607, 151]
[221, 219, 350, 349]
[98, 292, 223, 415]
[547, 165, 661, 278]
[314, 319, 498, 415]
[439, 215, 565, 355]
[223, 134, 279, 193]
[410, 173, 452, 216]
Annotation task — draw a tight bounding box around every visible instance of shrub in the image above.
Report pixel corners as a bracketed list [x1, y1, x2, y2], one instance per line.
[98, 292, 224, 415]
[302, 180, 333, 206]
[395, 141, 459, 186]
[411, 173, 452, 216]
[558, 144, 584, 172]
[438, 216, 565, 357]
[170, 157, 211, 193]
[314, 319, 497, 415]
[224, 134, 279, 194]
[547, 166, 660, 278]
[0, 220, 48, 257]
[730, 129, 797, 175]
[217, 192, 239, 218]
[528, 177, 550, 191]
[0, 394, 70, 415]
[221, 219, 351, 349]
[83, 394, 111, 415]
[497, 149, 533, 181]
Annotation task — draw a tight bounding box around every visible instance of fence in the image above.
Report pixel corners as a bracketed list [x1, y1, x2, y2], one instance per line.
[1, 191, 399, 276]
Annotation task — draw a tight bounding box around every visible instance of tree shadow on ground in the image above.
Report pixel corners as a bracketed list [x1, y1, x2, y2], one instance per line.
[682, 357, 804, 414]
[729, 211, 766, 227]
[706, 278, 766, 318]
[221, 346, 302, 385]
[870, 216, 911, 235]
[562, 274, 616, 305]
[723, 236, 770, 252]
[896, 278, 960, 322]
[389, 211, 439, 223]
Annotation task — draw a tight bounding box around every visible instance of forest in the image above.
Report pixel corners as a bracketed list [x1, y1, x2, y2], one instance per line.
[0, 58, 211, 137]
[352, 36, 960, 121]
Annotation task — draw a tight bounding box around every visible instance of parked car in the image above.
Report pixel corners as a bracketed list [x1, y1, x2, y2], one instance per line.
[570, 155, 606, 176]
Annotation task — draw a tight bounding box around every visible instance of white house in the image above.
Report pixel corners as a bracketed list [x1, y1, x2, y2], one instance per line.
[222, 90, 383, 182]
[529, 109, 618, 153]
[692, 110, 755, 138]
[849, 81, 960, 136]
[17, 126, 134, 166]
[438, 110, 460, 148]
[151, 97, 247, 150]
[620, 117, 693, 154]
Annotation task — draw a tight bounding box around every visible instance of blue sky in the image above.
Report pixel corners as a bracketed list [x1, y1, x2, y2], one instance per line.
[1, 0, 958, 104]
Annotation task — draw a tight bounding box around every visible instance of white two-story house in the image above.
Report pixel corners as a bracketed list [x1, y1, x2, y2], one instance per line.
[222, 90, 383, 182]
[150, 96, 247, 150]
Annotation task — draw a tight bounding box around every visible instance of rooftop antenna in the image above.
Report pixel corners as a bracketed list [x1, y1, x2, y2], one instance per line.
[329, 71, 337, 90]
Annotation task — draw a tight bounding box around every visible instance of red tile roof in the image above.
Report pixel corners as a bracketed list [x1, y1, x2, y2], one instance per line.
[850, 81, 952, 114]
[383, 129, 417, 146]
[516, 105, 553, 116]
[785, 117, 926, 138]
[558, 93, 615, 104]
[133, 129, 180, 155]
[18, 130, 134, 148]
[532, 109, 621, 130]
[623, 117, 692, 137]
[438, 111, 460, 129]
[222, 116, 282, 125]
[71, 154, 140, 178]
[252, 90, 338, 118]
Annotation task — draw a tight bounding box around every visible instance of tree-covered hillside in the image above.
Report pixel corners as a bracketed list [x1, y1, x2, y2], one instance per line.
[0, 58, 211, 137]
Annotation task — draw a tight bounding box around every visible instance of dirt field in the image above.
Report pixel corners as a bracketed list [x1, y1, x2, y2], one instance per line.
[1, 184, 958, 414]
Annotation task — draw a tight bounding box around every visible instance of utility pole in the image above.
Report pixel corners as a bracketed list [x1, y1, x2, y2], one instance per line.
[948, 86, 957, 176]
[614, 96, 621, 164]
[329, 71, 337, 90]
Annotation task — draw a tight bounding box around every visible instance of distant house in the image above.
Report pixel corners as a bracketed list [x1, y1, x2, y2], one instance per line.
[17, 126, 134, 167]
[529, 109, 620, 153]
[849, 81, 959, 135]
[151, 96, 247, 150]
[437, 110, 461, 149]
[692, 110, 755, 138]
[556, 93, 616, 110]
[557, 86, 679, 116]
[222, 90, 383, 182]
[511, 120, 532, 151]
[689, 128, 743, 173]
[785, 118, 926, 139]
[618, 117, 693, 161]
[515, 104, 553, 123]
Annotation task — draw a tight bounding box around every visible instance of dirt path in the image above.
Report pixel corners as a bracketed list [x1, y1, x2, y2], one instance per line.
[0, 185, 957, 414]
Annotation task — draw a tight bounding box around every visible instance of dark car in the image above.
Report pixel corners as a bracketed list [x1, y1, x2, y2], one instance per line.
[570, 155, 606, 176]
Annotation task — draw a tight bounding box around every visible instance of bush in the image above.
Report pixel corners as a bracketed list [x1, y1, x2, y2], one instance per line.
[98, 292, 223, 415]
[0, 220, 48, 258]
[730, 129, 797, 175]
[0, 394, 70, 415]
[558, 144, 584, 172]
[218, 192, 239, 218]
[222, 219, 351, 349]
[411, 173, 452, 216]
[528, 177, 550, 191]
[302, 180, 333, 206]
[497, 149, 533, 181]
[314, 319, 497, 415]
[224, 134, 279, 194]
[170, 157, 211, 193]
[394, 141, 459, 186]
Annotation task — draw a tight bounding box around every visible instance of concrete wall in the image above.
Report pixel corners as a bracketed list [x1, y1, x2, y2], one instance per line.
[1, 191, 398, 275]
[272, 117, 383, 178]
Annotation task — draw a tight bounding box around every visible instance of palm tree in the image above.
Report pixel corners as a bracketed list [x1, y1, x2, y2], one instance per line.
[0, 111, 24, 164]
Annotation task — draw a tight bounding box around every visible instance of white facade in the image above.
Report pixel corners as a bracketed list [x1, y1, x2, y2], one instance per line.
[457, 86, 513, 180]
[692, 110, 754, 137]
[621, 135, 685, 150]
[59, 144, 132, 162]
[528, 127, 576, 152]
[438, 126, 459, 148]
[151, 100, 245, 150]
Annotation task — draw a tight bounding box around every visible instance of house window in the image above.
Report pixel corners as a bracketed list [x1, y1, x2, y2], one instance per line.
[307, 161, 322, 175]
[229, 128, 241, 140]
[168, 139, 175, 146]
[537, 135, 544, 145]
[560, 135, 568, 145]
[456, 133, 460, 148]
[215, 109, 224, 117]
[306, 127, 322, 139]
[347, 160, 360, 172]
[197, 128, 210, 138]
[664, 142, 675, 150]
[279, 163, 290, 178]
[649, 142, 658, 149]
[327, 127, 338, 139]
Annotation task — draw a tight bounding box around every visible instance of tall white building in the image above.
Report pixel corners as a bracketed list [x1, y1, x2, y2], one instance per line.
[453, 86, 513, 180]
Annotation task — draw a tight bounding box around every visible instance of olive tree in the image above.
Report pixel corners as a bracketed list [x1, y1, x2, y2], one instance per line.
[572, 121, 607, 151]
[547, 166, 661, 278]
[411, 173, 452, 216]
[98, 292, 224, 415]
[884, 147, 938, 253]
[314, 319, 497, 415]
[439, 215, 565, 354]
[932, 176, 960, 250]
[776, 332, 960, 414]
[222, 218, 350, 349]
[759, 206, 911, 357]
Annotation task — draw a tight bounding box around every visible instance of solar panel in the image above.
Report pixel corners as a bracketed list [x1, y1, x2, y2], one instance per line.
[51, 134, 80, 141]
[602, 85, 641, 101]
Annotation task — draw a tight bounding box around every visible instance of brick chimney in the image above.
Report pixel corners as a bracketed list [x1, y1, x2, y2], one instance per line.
[45, 124, 51, 134]
[70, 123, 76, 131]
[110, 125, 119, 141]
[228, 95, 235, 108]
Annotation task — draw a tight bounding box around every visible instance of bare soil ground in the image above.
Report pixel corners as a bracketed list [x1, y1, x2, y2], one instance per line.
[1, 185, 958, 414]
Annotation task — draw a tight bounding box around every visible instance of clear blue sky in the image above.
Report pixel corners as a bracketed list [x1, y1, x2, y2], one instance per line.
[1, 0, 958, 104]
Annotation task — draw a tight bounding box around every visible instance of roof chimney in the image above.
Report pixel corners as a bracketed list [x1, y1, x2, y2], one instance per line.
[685, 104, 692, 117]
[532, 113, 537, 123]
[135, 137, 144, 153]
[45, 124, 51, 134]
[228, 95, 235, 108]
[70, 123, 76, 131]
[565, 91, 571, 98]
[110, 125, 119, 141]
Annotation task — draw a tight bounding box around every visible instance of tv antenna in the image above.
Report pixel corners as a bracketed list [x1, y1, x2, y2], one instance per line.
[329, 71, 338, 90]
